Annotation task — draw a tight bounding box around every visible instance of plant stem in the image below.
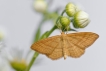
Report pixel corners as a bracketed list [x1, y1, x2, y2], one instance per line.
[25, 25, 57, 71]
[44, 25, 57, 37]
[25, 52, 39, 71]
[61, 9, 66, 16]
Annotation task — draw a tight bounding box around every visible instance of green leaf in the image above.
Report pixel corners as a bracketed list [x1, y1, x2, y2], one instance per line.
[40, 31, 49, 39]
[34, 28, 41, 42]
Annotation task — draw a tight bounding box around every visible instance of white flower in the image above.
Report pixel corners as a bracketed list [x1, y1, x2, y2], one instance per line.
[1, 47, 43, 71]
[0, 41, 5, 51]
[0, 31, 4, 40]
[0, 26, 7, 51]
[0, 57, 10, 71]
[73, 11, 90, 28]
[0, 27, 7, 40]
[33, 0, 47, 13]
[0, 49, 10, 71]
[0, 47, 30, 71]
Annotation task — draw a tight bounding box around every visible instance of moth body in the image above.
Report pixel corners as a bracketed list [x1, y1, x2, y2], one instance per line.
[61, 32, 69, 59]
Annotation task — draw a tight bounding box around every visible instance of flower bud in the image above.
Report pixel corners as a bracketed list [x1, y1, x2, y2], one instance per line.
[10, 59, 27, 71]
[60, 16, 70, 27]
[33, 0, 47, 13]
[73, 11, 90, 28]
[65, 3, 77, 17]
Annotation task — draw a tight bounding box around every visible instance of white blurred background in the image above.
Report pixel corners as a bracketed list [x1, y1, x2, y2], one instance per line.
[0, 0, 106, 71]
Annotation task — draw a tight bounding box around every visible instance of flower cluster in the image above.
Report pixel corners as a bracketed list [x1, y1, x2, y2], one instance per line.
[57, 2, 90, 31]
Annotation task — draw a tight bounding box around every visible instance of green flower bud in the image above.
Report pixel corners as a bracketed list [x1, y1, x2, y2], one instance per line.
[73, 11, 90, 28]
[10, 59, 27, 71]
[34, 0, 47, 13]
[60, 16, 70, 27]
[65, 3, 77, 17]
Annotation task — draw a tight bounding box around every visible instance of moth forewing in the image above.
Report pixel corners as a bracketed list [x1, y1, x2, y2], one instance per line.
[66, 32, 99, 49]
[31, 35, 61, 55]
[46, 36, 64, 60]
[65, 32, 99, 58]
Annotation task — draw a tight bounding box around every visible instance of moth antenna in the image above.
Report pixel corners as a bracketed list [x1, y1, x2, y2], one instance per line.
[62, 26, 69, 34]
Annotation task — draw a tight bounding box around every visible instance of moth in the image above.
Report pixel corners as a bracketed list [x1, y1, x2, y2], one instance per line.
[31, 32, 99, 60]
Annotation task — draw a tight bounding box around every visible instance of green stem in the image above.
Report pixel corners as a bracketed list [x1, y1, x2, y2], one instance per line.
[25, 25, 57, 71]
[61, 9, 66, 16]
[25, 52, 39, 71]
[43, 25, 57, 38]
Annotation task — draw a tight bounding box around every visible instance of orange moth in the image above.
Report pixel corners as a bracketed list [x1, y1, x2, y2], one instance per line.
[31, 32, 99, 60]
